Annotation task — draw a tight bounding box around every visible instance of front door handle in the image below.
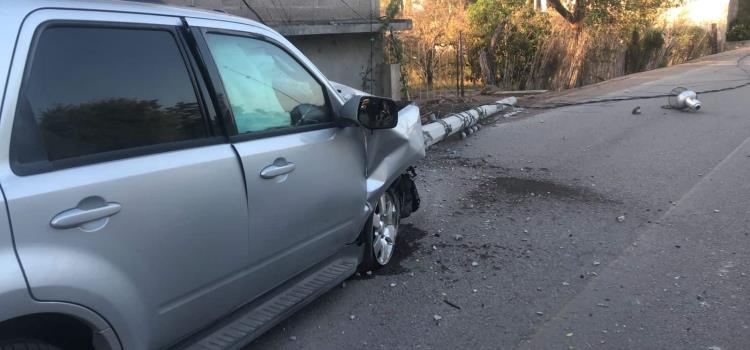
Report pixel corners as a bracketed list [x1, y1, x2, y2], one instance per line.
[260, 162, 296, 179]
[50, 203, 122, 229]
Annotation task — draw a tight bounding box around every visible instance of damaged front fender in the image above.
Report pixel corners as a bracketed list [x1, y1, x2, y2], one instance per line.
[365, 103, 425, 203]
[329, 81, 425, 205]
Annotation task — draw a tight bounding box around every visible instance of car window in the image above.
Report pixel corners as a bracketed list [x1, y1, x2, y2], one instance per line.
[11, 25, 207, 169]
[204, 33, 331, 134]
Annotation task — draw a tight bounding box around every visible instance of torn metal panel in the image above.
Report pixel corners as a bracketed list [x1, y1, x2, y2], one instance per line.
[329, 81, 425, 201]
[364, 103, 425, 202]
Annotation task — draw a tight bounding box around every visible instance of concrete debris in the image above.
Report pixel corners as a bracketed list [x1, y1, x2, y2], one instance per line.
[616, 215, 626, 222]
[390, 282, 397, 287]
[471, 261, 479, 267]
[536, 311, 544, 316]
[349, 314, 356, 320]
[433, 314, 443, 321]
[593, 261, 601, 266]
[714, 209, 720, 213]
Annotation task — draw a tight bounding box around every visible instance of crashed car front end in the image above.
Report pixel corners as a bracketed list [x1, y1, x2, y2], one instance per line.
[331, 82, 425, 218]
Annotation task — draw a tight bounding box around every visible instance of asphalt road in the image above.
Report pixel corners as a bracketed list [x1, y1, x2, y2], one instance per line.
[247, 48, 750, 350]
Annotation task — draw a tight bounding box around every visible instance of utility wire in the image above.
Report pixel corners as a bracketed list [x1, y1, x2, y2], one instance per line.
[241, 0, 266, 25]
[338, 0, 369, 22]
[521, 54, 750, 109]
[269, 0, 292, 25]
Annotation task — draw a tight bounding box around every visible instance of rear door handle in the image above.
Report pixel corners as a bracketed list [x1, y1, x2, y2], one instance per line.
[260, 162, 296, 179]
[50, 203, 122, 229]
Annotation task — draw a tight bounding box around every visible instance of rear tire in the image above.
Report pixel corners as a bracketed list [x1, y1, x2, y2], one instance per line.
[360, 189, 401, 272]
[0, 339, 61, 350]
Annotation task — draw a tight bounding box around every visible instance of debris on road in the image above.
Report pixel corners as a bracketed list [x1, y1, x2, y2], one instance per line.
[536, 311, 545, 316]
[453, 234, 464, 241]
[616, 215, 626, 222]
[471, 261, 479, 267]
[390, 283, 397, 287]
[433, 314, 443, 322]
[668, 87, 702, 111]
[443, 300, 462, 310]
[593, 261, 601, 266]
[632, 106, 642, 115]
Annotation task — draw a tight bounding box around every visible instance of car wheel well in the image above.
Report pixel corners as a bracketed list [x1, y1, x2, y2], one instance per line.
[0, 313, 95, 349]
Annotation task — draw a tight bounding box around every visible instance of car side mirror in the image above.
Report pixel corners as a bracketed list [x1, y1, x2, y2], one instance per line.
[338, 95, 399, 129]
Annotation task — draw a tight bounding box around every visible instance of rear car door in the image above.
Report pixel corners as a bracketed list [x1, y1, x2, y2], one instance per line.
[189, 19, 368, 300]
[0, 11, 250, 349]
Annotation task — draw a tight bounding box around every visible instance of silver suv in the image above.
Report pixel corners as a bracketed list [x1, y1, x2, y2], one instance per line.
[0, 1, 424, 349]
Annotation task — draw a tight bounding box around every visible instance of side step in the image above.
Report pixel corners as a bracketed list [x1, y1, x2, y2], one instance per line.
[182, 256, 357, 350]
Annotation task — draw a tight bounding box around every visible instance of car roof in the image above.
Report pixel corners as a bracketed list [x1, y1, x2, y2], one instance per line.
[4, 0, 271, 31]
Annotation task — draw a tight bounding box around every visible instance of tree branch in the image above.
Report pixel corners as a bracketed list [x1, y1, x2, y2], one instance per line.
[547, 0, 587, 24]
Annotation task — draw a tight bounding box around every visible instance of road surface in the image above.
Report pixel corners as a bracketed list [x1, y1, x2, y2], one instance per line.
[247, 48, 750, 350]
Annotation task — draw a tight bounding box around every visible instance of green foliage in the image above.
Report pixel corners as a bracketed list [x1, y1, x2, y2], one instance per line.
[467, 0, 513, 40]
[727, 20, 750, 42]
[625, 27, 664, 73]
[466, 0, 550, 88]
[547, 0, 684, 28]
[380, 0, 410, 98]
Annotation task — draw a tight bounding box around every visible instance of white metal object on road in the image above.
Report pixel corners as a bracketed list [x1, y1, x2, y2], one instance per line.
[422, 97, 517, 148]
[668, 87, 702, 111]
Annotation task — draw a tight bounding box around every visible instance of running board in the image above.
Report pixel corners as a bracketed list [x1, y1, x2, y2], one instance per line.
[181, 256, 358, 350]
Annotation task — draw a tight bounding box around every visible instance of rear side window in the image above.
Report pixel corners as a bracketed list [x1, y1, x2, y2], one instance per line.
[11, 25, 207, 173]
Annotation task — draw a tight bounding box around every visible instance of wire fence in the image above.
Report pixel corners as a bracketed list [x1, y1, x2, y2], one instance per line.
[397, 34, 479, 101]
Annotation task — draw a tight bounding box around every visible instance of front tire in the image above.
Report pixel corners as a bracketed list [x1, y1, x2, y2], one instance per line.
[360, 189, 401, 271]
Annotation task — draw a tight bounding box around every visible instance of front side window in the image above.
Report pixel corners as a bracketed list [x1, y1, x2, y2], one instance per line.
[205, 33, 331, 134]
[12, 25, 207, 170]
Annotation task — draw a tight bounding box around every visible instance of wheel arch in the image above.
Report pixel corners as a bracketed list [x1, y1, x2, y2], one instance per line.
[0, 310, 120, 350]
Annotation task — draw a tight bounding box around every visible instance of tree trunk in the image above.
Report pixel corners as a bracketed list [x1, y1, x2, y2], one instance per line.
[479, 49, 495, 87]
[479, 22, 505, 87]
[547, 0, 586, 26]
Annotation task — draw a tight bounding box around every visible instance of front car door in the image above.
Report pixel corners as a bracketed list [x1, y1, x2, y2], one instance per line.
[188, 18, 369, 299]
[0, 10, 251, 349]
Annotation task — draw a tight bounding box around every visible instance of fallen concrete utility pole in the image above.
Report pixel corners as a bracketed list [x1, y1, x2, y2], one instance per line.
[422, 97, 517, 148]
